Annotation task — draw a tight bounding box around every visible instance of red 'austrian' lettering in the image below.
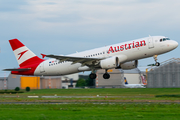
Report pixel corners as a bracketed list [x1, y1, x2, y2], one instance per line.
[108, 40, 146, 54]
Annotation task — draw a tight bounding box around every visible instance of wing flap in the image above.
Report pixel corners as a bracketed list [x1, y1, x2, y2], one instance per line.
[46, 54, 103, 66]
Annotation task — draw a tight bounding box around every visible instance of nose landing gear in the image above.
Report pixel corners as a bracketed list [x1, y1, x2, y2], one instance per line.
[153, 55, 160, 66]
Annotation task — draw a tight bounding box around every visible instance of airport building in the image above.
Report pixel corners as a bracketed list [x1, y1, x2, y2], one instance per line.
[147, 58, 180, 88]
[0, 77, 7, 89]
[96, 69, 124, 88]
[95, 68, 146, 88]
[0, 73, 78, 90]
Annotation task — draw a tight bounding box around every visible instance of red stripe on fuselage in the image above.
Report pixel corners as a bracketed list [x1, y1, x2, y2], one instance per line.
[9, 39, 25, 51]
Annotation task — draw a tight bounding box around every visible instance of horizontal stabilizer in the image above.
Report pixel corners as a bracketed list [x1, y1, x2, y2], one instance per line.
[3, 68, 31, 71]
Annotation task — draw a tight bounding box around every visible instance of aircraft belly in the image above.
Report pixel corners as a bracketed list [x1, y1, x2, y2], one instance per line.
[46, 63, 80, 76]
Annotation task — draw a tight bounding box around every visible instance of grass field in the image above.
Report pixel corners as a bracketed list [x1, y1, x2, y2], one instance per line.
[0, 103, 180, 120]
[0, 88, 180, 119]
[21, 88, 180, 96]
[1, 88, 180, 102]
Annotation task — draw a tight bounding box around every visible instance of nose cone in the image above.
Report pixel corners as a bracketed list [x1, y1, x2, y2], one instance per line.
[166, 40, 178, 51]
[173, 41, 179, 48]
[169, 40, 178, 50]
[171, 40, 178, 49]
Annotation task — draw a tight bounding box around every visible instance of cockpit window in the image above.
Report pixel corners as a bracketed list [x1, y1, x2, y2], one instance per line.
[163, 38, 166, 41]
[160, 38, 170, 42]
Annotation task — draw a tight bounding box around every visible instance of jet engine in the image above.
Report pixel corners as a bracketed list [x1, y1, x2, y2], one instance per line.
[119, 60, 138, 70]
[100, 56, 119, 69]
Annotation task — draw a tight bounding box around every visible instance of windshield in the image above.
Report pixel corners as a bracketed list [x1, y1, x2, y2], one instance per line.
[160, 38, 170, 42]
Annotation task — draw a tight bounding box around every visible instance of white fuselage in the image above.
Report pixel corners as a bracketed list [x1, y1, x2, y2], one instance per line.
[34, 36, 178, 76]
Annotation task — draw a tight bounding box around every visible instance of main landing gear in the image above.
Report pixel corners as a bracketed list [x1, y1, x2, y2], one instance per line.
[89, 73, 97, 79]
[153, 55, 160, 66]
[89, 69, 110, 79]
[103, 69, 110, 79]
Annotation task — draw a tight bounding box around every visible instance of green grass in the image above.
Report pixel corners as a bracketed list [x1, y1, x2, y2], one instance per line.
[0, 88, 180, 102]
[21, 88, 180, 96]
[0, 88, 180, 119]
[0, 90, 24, 94]
[0, 103, 180, 120]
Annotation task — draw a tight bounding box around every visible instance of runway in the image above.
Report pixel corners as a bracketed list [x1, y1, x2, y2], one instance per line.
[0, 101, 180, 104]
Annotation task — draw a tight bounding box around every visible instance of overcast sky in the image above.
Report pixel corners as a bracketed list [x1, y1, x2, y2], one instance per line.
[0, 0, 180, 77]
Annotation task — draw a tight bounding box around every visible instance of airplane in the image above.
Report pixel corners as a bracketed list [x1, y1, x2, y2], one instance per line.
[3, 36, 178, 79]
[124, 77, 145, 88]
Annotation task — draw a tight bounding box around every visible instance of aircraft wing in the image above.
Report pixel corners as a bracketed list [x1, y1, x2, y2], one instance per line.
[46, 54, 104, 66]
[3, 68, 31, 71]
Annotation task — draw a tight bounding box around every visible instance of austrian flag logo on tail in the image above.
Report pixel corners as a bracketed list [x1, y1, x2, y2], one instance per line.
[18, 50, 28, 60]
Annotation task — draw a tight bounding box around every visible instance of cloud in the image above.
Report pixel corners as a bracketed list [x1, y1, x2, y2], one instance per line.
[1, 0, 180, 34]
[0, 0, 28, 12]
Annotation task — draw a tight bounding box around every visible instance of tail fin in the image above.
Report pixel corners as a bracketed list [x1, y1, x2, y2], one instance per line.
[124, 77, 128, 84]
[9, 39, 44, 67]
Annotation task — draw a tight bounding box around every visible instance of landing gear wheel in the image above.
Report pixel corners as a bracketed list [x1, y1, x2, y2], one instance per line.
[153, 55, 160, 66]
[155, 62, 160, 66]
[89, 73, 97, 79]
[103, 73, 110, 79]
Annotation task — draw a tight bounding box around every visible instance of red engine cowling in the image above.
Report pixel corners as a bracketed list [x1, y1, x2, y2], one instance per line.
[120, 60, 138, 70]
[100, 56, 119, 69]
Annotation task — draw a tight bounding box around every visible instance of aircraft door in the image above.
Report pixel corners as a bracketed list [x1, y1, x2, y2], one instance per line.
[40, 62, 45, 73]
[148, 38, 154, 49]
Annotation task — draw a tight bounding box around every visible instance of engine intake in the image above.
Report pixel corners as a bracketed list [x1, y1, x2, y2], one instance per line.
[100, 56, 119, 69]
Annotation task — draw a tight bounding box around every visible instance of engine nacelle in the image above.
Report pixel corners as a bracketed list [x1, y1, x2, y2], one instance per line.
[100, 56, 119, 69]
[120, 60, 138, 70]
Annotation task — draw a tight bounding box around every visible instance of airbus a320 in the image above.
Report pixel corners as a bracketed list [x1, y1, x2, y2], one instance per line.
[3, 36, 178, 79]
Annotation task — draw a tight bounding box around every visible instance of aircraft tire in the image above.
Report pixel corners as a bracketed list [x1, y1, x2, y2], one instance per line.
[103, 73, 110, 79]
[89, 73, 97, 79]
[155, 62, 160, 66]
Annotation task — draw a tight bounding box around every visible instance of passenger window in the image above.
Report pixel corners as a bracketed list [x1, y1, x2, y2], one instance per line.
[160, 39, 162, 42]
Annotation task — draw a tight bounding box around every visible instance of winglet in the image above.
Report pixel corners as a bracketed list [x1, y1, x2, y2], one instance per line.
[41, 53, 46, 59]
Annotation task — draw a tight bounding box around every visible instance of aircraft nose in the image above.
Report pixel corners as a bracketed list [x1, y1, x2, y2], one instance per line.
[167, 40, 178, 50]
[173, 41, 178, 48]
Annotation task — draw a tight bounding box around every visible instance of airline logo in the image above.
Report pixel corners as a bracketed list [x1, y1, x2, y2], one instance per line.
[18, 50, 28, 60]
[13, 46, 36, 66]
[108, 40, 146, 54]
[9, 39, 44, 69]
[124, 77, 128, 84]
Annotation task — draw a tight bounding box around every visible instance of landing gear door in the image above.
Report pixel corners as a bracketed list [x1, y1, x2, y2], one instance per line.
[40, 62, 45, 73]
[148, 37, 154, 49]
